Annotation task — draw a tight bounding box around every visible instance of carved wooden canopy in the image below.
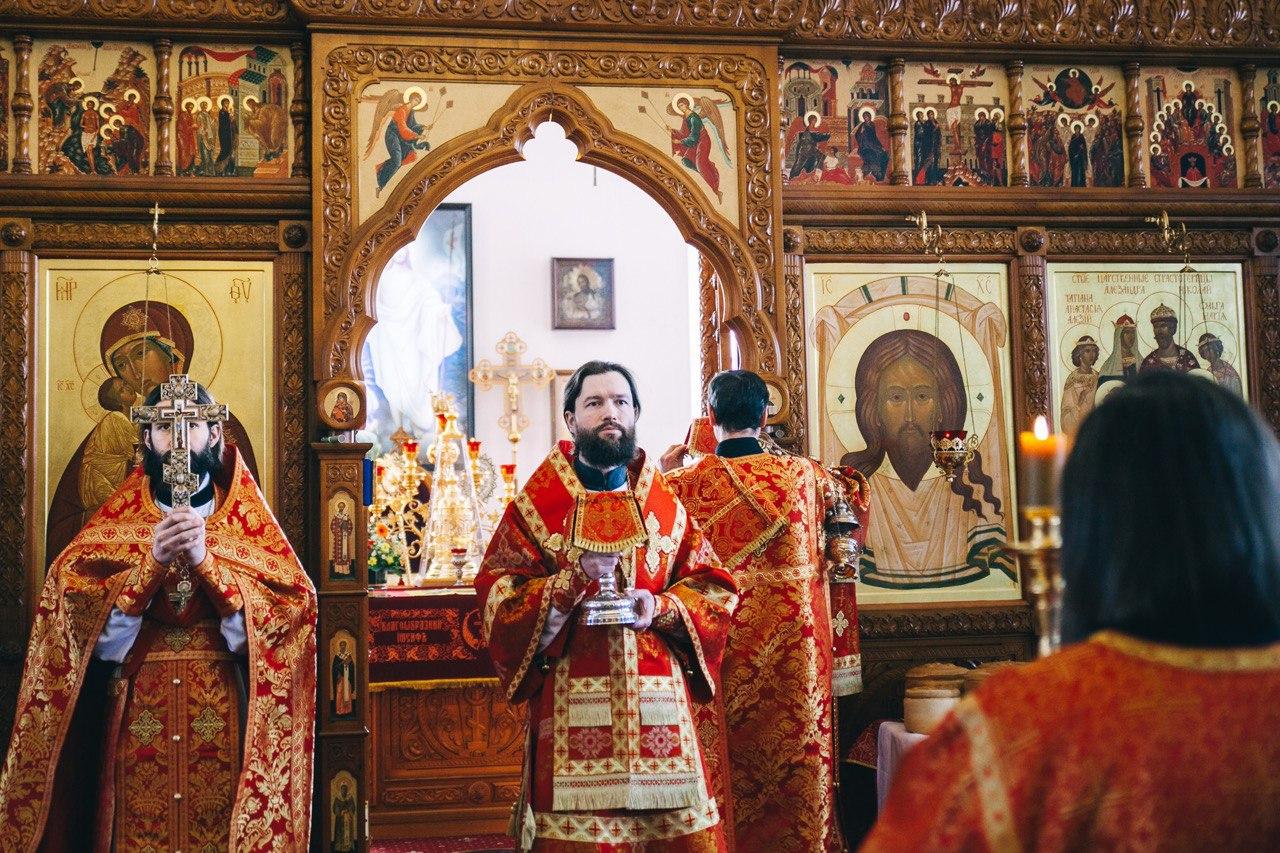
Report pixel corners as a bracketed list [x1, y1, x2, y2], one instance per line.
[2, 0, 1277, 54]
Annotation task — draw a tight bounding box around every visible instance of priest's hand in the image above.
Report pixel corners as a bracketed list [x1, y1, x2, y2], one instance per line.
[659, 444, 689, 473]
[579, 552, 620, 580]
[626, 589, 656, 631]
[152, 507, 205, 566]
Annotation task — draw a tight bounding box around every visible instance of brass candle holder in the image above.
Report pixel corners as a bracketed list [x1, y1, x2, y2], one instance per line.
[1006, 508, 1064, 658]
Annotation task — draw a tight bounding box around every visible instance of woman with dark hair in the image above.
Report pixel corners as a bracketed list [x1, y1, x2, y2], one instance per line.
[863, 372, 1280, 851]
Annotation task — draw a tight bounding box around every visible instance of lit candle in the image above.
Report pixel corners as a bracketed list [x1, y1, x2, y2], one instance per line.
[403, 440, 419, 458]
[1018, 415, 1070, 512]
[500, 463, 517, 482]
[467, 438, 482, 459]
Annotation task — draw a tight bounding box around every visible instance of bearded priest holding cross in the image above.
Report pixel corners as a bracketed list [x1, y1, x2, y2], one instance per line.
[0, 374, 317, 852]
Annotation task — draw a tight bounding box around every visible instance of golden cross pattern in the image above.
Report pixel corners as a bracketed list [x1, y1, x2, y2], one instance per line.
[469, 332, 553, 459]
[131, 373, 228, 509]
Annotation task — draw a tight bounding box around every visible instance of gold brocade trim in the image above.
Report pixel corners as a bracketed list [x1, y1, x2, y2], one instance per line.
[1091, 630, 1280, 672]
[954, 697, 1020, 853]
[483, 575, 517, 642]
[668, 592, 714, 697]
[708, 457, 787, 566]
[515, 490, 553, 548]
[549, 446, 587, 499]
[369, 677, 499, 692]
[734, 563, 817, 589]
[570, 493, 647, 554]
[505, 579, 556, 703]
[533, 798, 720, 843]
[833, 655, 863, 697]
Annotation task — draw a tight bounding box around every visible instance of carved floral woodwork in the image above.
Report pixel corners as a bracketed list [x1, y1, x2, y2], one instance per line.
[282, 0, 1280, 51]
[314, 38, 793, 439]
[371, 685, 524, 836]
[0, 0, 287, 23]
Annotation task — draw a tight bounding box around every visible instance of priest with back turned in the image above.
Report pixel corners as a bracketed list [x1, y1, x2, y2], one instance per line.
[0, 378, 316, 852]
[476, 360, 738, 851]
[662, 369, 870, 853]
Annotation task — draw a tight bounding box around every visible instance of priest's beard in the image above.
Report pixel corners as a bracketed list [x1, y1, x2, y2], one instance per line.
[574, 422, 637, 470]
[144, 437, 225, 499]
[885, 424, 933, 491]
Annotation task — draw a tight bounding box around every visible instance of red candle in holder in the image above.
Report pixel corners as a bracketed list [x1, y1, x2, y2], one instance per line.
[436, 413, 447, 431]
[500, 463, 517, 481]
[403, 440, 419, 457]
[1019, 416, 1070, 511]
[467, 438, 482, 458]
[932, 428, 967, 441]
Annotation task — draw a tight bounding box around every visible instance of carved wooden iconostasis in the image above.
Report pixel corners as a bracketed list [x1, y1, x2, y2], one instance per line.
[0, 2, 1275, 851]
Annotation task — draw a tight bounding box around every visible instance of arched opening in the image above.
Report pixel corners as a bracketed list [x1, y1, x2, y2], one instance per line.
[358, 118, 716, 846]
[359, 120, 706, 473]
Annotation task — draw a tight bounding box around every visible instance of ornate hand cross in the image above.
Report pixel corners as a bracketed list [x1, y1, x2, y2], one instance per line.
[131, 373, 228, 509]
[469, 332, 553, 465]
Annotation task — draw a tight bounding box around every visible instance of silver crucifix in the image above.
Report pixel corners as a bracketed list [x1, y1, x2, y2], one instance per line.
[131, 373, 228, 509]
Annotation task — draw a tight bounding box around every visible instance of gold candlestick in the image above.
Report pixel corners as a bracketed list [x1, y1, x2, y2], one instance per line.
[1007, 510, 1063, 658]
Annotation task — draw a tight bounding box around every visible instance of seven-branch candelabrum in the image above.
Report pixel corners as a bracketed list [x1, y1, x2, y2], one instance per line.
[369, 428, 430, 580]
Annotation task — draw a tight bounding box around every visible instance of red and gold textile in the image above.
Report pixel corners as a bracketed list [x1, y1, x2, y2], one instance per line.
[475, 442, 738, 850]
[368, 588, 494, 685]
[863, 632, 1280, 852]
[110, 606, 243, 851]
[666, 452, 870, 853]
[570, 492, 648, 554]
[684, 418, 718, 459]
[0, 448, 317, 852]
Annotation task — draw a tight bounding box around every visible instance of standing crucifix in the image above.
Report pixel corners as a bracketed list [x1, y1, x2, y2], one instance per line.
[131, 374, 228, 609]
[468, 332, 553, 467]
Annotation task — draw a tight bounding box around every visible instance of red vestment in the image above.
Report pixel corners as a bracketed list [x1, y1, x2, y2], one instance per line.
[0, 448, 317, 852]
[864, 632, 1280, 851]
[666, 452, 868, 852]
[475, 443, 738, 850]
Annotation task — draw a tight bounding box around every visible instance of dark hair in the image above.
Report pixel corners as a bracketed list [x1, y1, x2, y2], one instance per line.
[562, 360, 641, 415]
[1061, 371, 1280, 647]
[708, 370, 768, 431]
[840, 329, 1001, 519]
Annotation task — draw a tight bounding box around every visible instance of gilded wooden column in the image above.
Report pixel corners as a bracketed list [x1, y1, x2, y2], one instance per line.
[1005, 60, 1029, 187]
[1123, 61, 1147, 188]
[0, 235, 35, 757]
[1011, 228, 1050, 429]
[1239, 64, 1262, 189]
[313, 442, 371, 853]
[780, 228, 807, 454]
[698, 254, 719, 390]
[1252, 229, 1280, 430]
[888, 58, 910, 185]
[290, 42, 308, 179]
[152, 39, 174, 176]
[10, 36, 32, 175]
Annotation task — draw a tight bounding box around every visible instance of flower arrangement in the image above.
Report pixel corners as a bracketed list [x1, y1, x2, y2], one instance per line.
[368, 520, 404, 586]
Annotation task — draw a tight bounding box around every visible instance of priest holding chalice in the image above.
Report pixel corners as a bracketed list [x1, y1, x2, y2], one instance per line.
[475, 360, 738, 851]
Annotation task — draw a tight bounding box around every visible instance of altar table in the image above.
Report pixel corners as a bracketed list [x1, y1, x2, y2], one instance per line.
[368, 587, 525, 841]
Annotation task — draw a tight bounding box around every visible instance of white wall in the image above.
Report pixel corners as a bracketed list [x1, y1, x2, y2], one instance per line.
[441, 123, 700, 483]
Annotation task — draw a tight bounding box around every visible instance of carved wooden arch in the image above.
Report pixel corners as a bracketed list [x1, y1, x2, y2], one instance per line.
[317, 82, 772, 410]
[313, 38, 790, 436]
